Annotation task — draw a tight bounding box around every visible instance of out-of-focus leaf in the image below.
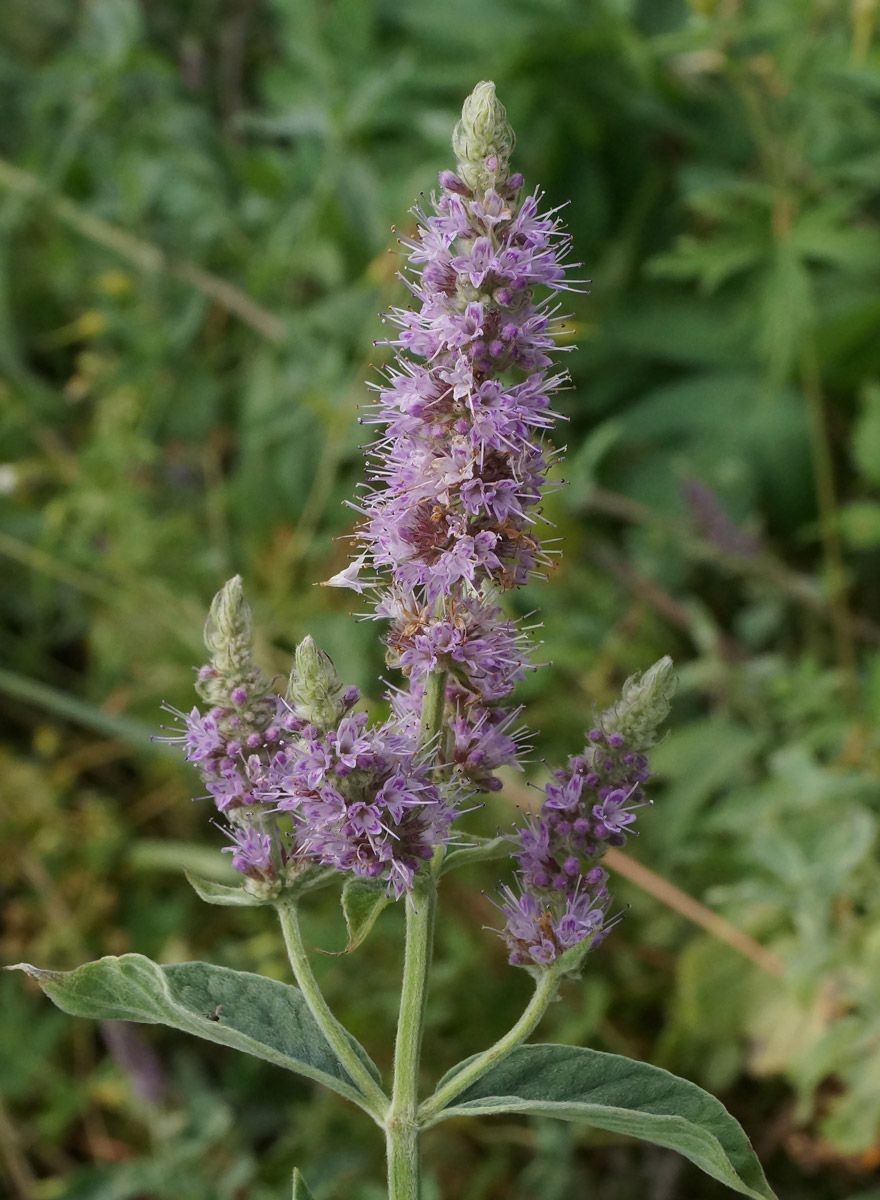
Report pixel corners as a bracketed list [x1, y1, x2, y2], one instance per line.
[649, 233, 763, 293]
[852, 383, 880, 487]
[648, 719, 761, 859]
[758, 243, 814, 384]
[791, 201, 880, 272]
[838, 500, 880, 550]
[82, 0, 142, 68]
[292, 1168, 317, 1199]
[128, 841, 238, 882]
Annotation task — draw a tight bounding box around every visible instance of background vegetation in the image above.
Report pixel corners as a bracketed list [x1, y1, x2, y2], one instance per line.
[3, 0, 880, 1196]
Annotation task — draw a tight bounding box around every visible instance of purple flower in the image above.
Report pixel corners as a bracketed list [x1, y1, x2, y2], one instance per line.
[496, 883, 609, 968]
[162, 565, 462, 895]
[592, 788, 639, 836]
[161, 87, 677, 936]
[222, 823, 275, 877]
[167, 671, 461, 896]
[258, 710, 462, 899]
[334, 716, 372, 768]
[325, 85, 579, 796]
[499, 716, 663, 969]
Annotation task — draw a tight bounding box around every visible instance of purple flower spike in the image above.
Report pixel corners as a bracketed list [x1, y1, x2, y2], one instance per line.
[162, 570, 462, 897]
[324, 82, 581, 797]
[159, 83, 676, 947]
[500, 661, 675, 971]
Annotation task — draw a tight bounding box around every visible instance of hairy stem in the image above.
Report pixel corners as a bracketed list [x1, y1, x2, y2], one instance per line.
[386, 874, 437, 1200]
[386, 666, 448, 1199]
[418, 967, 560, 1126]
[275, 898, 388, 1121]
[418, 667, 448, 750]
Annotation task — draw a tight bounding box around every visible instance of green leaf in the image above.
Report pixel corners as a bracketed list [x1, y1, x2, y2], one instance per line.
[852, 383, 880, 488]
[790, 201, 880, 273]
[339, 876, 391, 952]
[440, 835, 509, 875]
[83, 0, 143, 67]
[838, 501, 880, 550]
[648, 232, 762, 293]
[185, 870, 270, 906]
[292, 1168, 316, 1199]
[425, 1044, 775, 1200]
[758, 244, 814, 385]
[11, 955, 376, 1109]
[184, 864, 336, 906]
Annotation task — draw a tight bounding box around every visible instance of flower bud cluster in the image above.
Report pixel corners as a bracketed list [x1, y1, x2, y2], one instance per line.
[161, 579, 289, 871]
[499, 659, 676, 969]
[451, 79, 516, 194]
[195, 575, 278, 743]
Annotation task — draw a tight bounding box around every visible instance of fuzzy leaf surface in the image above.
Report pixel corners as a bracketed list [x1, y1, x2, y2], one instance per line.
[12, 954, 377, 1107]
[440, 835, 508, 875]
[427, 1043, 775, 1200]
[185, 869, 269, 906]
[292, 1168, 316, 1199]
[339, 876, 391, 952]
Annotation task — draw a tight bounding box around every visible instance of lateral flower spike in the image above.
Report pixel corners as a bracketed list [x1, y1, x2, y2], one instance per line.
[287, 635, 349, 731]
[502, 660, 675, 970]
[600, 656, 677, 752]
[197, 575, 275, 732]
[451, 79, 515, 193]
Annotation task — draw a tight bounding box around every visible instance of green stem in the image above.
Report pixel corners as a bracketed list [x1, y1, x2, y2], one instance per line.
[275, 898, 389, 1121]
[386, 875, 437, 1200]
[418, 967, 560, 1127]
[800, 341, 857, 695]
[851, 0, 877, 65]
[418, 668, 448, 747]
[386, 666, 448, 1200]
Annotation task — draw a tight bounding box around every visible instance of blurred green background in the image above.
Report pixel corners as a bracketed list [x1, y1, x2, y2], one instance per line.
[3, 0, 880, 1196]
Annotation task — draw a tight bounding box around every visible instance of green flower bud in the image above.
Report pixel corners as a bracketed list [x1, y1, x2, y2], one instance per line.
[600, 656, 676, 751]
[452, 80, 515, 193]
[287, 635, 347, 730]
[203, 575, 253, 677]
[197, 576, 275, 733]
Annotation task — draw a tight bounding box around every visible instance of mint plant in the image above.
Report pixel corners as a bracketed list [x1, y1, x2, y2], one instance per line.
[12, 83, 775, 1200]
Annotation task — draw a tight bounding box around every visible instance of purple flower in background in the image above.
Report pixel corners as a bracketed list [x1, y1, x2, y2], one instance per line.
[679, 477, 761, 558]
[101, 1021, 168, 1105]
